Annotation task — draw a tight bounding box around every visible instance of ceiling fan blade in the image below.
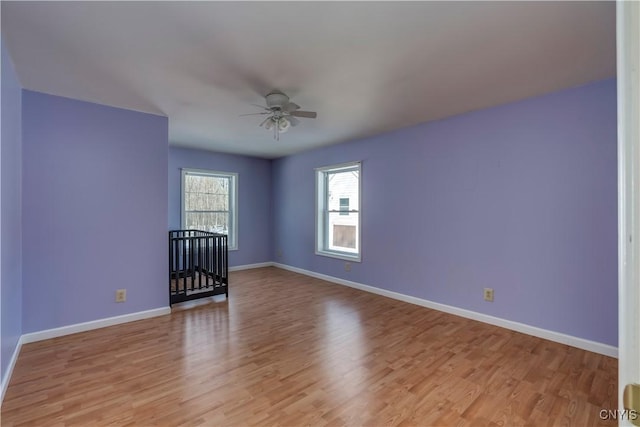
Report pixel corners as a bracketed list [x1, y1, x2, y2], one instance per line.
[259, 117, 271, 127]
[240, 112, 271, 116]
[287, 116, 300, 127]
[251, 103, 270, 110]
[284, 102, 300, 112]
[290, 110, 317, 118]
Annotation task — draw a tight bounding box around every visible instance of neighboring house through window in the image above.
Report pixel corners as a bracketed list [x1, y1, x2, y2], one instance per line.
[181, 168, 238, 250]
[316, 161, 361, 261]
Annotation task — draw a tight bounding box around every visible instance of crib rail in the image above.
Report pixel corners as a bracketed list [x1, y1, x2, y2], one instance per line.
[169, 230, 228, 305]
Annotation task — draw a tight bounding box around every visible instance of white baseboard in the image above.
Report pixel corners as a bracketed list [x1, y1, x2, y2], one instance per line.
[21, 307, 171, 344]
[229, 262, 274, 272]
[272, 262, 618, 358]
[1, 336, 23, 405]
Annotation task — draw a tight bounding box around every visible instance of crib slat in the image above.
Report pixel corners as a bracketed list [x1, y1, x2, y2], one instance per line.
[182, 237, 187, 294]
[206, 236, 211, 288]
[197, 236, 202, 289]
[168, 232, 172, 296]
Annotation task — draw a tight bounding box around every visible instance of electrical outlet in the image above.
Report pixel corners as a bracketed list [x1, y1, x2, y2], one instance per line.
[483, 288, 494, 302]
[115, 289, 126, 303]
[345, 262, 351, 272]
[277, 249, 283, 258]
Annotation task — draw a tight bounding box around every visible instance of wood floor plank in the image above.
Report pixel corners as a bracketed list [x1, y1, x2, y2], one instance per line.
[1, 267, 617, 426]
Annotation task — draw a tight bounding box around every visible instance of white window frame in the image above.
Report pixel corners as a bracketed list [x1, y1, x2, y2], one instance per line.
[315, 161, 362, 262]
[181, 168, 238, 250]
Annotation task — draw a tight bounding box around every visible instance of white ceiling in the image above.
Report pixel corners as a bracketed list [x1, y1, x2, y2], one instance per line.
[2, 1, 615, 159]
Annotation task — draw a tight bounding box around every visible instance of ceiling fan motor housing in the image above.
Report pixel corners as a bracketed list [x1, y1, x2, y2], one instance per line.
[265, 92, 289, 109]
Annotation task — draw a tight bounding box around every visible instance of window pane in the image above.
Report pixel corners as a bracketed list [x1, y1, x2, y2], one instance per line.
[327, 170, 359, 211]
[185, 211, 228, 234]
[327, 212, 359, 253]
[185, 175, 229, 211]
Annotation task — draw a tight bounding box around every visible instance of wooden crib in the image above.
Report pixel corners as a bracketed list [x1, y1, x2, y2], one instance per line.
[168, 230, 228, 305]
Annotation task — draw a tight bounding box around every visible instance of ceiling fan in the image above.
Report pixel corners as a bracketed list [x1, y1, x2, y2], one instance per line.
[241, 90, 317, 140]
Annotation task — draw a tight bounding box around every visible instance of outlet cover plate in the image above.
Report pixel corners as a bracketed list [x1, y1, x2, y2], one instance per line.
[116, 289, 126, 303]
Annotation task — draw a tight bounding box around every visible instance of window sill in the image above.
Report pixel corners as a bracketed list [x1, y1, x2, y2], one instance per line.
[315, 250, 361, 263]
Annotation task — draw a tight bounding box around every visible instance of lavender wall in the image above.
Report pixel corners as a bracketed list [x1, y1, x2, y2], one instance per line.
[272, 79, 618, 346]
[1, 40, 23, 380]
[169, 147, 272, 267]
[21, 91, 169, 333]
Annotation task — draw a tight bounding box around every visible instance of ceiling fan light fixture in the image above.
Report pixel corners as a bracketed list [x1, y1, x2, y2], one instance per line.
[264, 118, 274, 130]
[278, 117, 291, 133]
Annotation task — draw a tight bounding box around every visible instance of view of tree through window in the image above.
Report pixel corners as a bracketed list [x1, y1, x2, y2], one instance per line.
[182, 169, 237, 249]
[184, 174, 230, 233]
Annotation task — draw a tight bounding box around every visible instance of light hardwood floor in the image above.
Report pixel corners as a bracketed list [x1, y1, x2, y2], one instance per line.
[2, 267, 617, 426]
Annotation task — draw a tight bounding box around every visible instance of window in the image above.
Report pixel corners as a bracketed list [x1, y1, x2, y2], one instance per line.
[181, 169, 238, 250]
[316, 162, 361, 261]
